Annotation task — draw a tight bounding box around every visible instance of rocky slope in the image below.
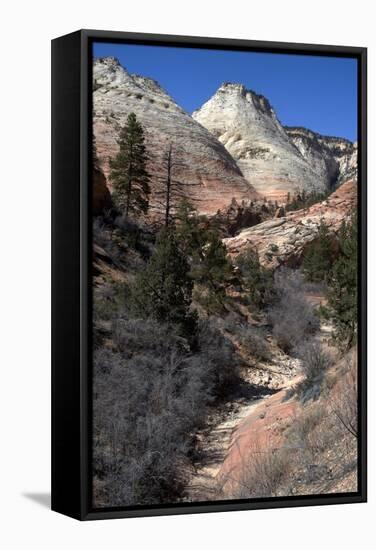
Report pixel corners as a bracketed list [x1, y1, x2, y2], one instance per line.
[193, 84, 357, 201]
[224, 179, 356, 268]
[216, 348, 357, 499]
[93, 57, 257, 217]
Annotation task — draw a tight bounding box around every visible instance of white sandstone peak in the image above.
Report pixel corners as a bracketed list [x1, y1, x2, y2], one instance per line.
[93, 62, 258, 217]
[192, 81, 352, 200]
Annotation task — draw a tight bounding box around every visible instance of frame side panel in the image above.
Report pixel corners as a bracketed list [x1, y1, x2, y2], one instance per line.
[359, 48, 367, 501]
[51, 31, 82, 519]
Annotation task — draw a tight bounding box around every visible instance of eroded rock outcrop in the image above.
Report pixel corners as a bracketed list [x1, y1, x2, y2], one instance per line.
[224, 180, 356, 268]
[93, 58, 258, 217]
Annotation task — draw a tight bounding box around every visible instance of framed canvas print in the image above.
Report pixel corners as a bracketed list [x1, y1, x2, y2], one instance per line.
[51, 29, 367, 520]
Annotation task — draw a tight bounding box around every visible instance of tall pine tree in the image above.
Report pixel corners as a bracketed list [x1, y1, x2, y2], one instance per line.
[109, 113, 151, 216]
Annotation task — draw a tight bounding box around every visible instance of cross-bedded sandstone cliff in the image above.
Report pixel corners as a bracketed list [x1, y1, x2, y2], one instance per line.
[193, 84, 357, 201]
[193, 84, 329, 201]
[93, 58, 257, 217]
[93, 58, 357, 219]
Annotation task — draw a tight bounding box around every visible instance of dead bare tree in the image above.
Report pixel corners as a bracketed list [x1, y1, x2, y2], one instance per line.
[154, 144, 201, 226]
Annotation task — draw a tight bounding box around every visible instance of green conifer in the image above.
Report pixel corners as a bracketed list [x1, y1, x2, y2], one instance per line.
[302, 219, 333, 282]
[175, 201, 233, 310]
[235, 249, 273, 309]
[131, 228, 196, 337]
[109, 112, 151, 216]
[328, 212, 358, 348]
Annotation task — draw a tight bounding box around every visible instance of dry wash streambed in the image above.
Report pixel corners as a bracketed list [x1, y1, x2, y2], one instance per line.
[185, 304, 334, 502]
[185, 356, 301, 502]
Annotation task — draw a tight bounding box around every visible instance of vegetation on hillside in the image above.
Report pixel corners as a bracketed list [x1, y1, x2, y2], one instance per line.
[93, 114, 358, 507]
[327, 213, 358, 348]
[175, 201, 233, 313]
[285, 188, 331, 212]
[130, 228, 198, 339]
[301, 212, 358, 348]
[235, 249, 273, 309]
[302, 219, 333, 282]
[233, 351, 357, 499]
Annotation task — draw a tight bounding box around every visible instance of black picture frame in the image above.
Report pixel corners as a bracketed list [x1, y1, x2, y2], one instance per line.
[51, 29, 367, 520]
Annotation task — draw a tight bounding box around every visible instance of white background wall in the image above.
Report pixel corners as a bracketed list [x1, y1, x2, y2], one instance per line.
[0, 1, 373, 548]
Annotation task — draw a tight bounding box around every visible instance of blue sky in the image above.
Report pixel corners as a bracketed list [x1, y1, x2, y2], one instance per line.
[93, 42, 358, 142]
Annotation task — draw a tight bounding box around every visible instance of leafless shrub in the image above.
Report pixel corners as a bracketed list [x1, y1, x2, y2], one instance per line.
[93, 316, 240, 506]
[234, 440, 290, 498]
[299, 342, 333, 381]
[93, 284, 118, 323]
[218, 313, 271, 363]
[220, 312, 243, 335]
[93, 218, 123, 266]
[295, 341, 333, 401]
[331, 355, 358, 438]
[239, 324, 271, 362]
[234, 355, 358, 498]
[196, 318, 241, 397]
[114, 214, 141, 235]
[287, 406, 327, 466]
[112, 315, 188, 358]
[268, 269, 319, 353]
[113, 214, 151, 255]
[268, 404, 337, 490]
[93, 346, 196, 506]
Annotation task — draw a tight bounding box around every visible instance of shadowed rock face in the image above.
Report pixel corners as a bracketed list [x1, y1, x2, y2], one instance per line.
[224, 179, 357, 268]
[320, 137, 357, 185]
[193, 84, 357, 201]
[93, 58, 258, 217]
[285, 127, 357, 187]
[93, 164, 112, 215]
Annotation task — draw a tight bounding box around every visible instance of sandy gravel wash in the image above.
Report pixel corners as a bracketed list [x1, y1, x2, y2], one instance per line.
[185, 359, 301, 502]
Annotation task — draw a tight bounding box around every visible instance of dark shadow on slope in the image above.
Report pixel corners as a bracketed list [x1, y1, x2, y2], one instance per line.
[229, 378, 277, 401]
